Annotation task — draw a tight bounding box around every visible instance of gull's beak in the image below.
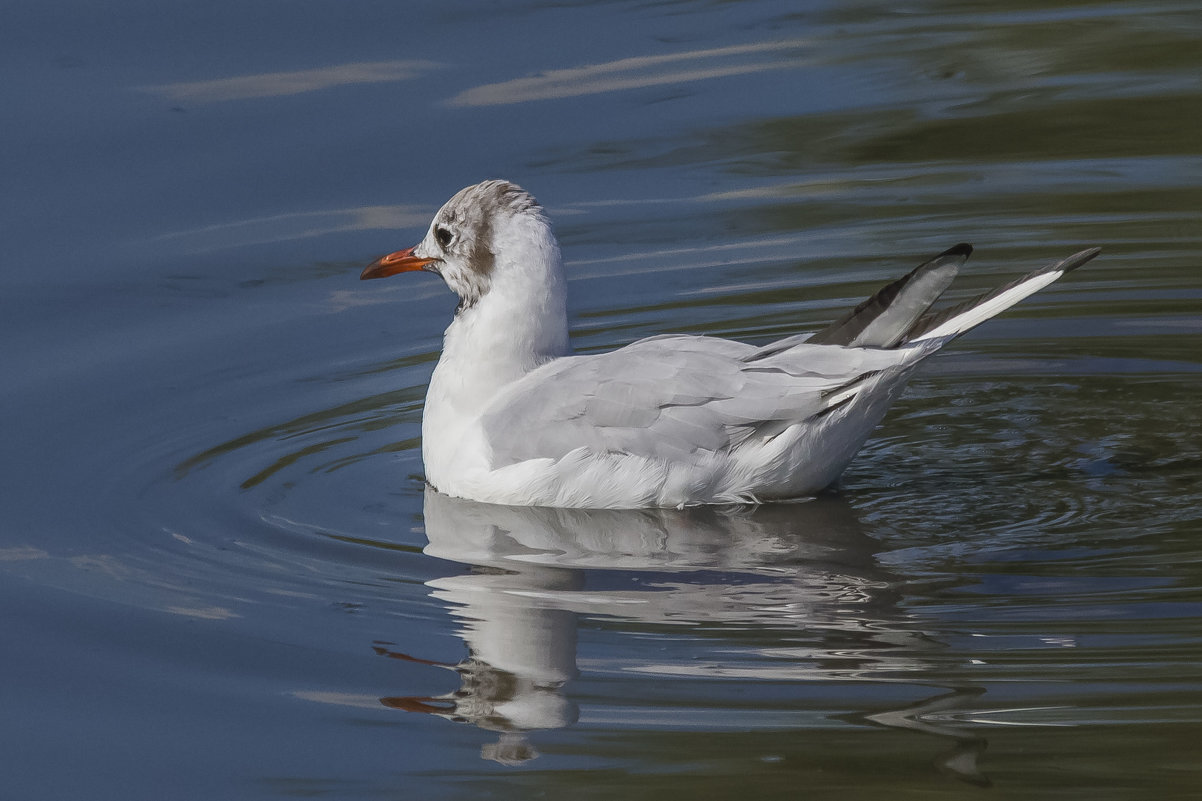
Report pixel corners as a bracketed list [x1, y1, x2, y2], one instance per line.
[360, 245, 437, 280]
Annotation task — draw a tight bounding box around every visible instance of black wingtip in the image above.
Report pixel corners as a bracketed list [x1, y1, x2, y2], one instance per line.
[1061, 246, 1102, 273]
[941, 243, 974, 258]
[1031, 246, 1102, 278]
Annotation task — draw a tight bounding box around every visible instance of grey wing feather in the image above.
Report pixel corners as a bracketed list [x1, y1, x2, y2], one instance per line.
[743, 331, 813, 362]
[807, 243, 971, 348]
[484, 336, 748, 464]
[482, 335, 907, 466]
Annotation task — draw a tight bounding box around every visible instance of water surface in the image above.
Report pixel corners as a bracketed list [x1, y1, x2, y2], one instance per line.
[2, 0, 1201, 798]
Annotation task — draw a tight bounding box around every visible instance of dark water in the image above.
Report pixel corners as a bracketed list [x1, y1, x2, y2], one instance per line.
[3, 1, 1201, 798]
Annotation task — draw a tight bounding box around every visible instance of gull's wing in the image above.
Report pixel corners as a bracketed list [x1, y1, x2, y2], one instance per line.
[751, 245, 1100, 356]
[807, 244, 971, 348]
[744, 244, 971, 362]
[903, 247, 1102, 343]
[481, 335, 915, 466]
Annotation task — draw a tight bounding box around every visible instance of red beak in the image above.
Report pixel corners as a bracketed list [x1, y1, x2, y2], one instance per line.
[360, 245, 437, 280]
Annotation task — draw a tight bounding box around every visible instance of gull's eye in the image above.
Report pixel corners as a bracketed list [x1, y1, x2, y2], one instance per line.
[434, 225, 453, 248]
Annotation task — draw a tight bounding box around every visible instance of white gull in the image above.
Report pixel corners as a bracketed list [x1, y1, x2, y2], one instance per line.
[361, 180, 1099, 509]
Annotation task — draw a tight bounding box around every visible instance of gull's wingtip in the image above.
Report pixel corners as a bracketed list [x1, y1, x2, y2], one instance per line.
[1062, 246, 1103, 273]
[903, 245, 1102, 345]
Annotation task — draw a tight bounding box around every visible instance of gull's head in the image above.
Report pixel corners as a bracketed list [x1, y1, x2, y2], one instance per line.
[361, 180, 554, 309]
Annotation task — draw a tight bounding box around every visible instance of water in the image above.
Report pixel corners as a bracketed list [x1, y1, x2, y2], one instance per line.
[3, 0, 1201, 797]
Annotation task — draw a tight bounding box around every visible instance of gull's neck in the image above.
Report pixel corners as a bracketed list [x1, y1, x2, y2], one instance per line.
[432, 210, 570, 413]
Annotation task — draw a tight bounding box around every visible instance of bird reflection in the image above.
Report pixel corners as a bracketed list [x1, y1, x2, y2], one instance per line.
[379, 486, 988, 780]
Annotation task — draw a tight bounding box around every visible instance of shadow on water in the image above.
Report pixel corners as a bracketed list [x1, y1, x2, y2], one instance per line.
[377, 487, 993, 784]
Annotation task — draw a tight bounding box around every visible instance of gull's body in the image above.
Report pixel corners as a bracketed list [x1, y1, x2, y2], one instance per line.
[362, 180, 1099, 509]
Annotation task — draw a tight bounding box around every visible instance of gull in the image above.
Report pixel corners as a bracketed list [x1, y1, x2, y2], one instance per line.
[361, 180, 1100, 509]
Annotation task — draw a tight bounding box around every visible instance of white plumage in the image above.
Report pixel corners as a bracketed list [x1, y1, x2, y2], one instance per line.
[361, 180, 1099, 509]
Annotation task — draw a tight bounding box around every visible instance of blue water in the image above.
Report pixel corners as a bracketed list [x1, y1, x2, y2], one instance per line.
[3, 1, 1201, 798]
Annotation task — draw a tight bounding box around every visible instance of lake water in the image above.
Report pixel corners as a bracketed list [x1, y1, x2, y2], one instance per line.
[3, 0, 1201, 797]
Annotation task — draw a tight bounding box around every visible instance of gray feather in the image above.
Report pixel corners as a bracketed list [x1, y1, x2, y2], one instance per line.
[808, 243, 971, 348]
[482, 334, 906, 466]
